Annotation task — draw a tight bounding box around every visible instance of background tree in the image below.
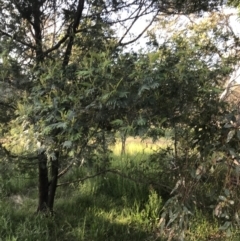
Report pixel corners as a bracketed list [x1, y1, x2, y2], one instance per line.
[138, 10, 240, 238]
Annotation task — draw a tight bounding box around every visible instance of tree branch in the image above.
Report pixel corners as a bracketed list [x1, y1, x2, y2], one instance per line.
[118, 3, 144, 44]
[57, 169, 108, 186]
[57, 161, 75, 179]
[62, 0, 85, 68]
[44, 32, 70, 55]
[0, 30, 36, 50]
[0, 143, 38, 160]
[57, 168, 172, 191]
[119, 10, 159, 46]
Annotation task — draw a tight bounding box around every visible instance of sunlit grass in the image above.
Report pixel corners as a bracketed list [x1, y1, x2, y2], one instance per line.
[111, 137, 172, 156]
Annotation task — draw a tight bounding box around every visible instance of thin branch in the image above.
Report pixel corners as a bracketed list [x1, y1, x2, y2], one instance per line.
[44, 29, 70, 55]
[0, 143, 38, 160]
[119, 10, 159, 46]
[57, 161, 75, 179]
[108, 169, 172, 191]
[57, 168, 172, 191]
[0, 30, 36, 50]
[118, 4, 144, 44]
[105, 10, 155, 25]
[57, 169, 108, 186]
[51, 1, 57, 47]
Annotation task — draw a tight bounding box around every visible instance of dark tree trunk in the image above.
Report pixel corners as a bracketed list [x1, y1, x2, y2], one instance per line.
[48, 151, 59, 212]
[37, 151, 49, 212]
[37, 151, 59, 213]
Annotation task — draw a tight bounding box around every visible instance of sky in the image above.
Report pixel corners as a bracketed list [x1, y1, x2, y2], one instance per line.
[114, 5, 240, 54]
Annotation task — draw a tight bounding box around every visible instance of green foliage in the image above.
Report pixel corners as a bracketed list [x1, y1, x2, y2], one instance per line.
[132, 11, 240, 239]
[0, 0, 240, 239]
[187, 210, 222, 241]
[228, 0, 240, 8]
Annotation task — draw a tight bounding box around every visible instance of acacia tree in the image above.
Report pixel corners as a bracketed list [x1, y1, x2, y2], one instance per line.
[0, 0, 225, 213]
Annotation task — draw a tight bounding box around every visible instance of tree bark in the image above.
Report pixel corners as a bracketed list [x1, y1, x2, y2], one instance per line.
[48, 151, 59, 212]
[37, 151, 49, 212]
[121, 129, 127, 156]
[62, 0, 85, 68]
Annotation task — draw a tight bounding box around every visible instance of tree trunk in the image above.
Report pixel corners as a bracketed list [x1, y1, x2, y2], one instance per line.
[37, 151, 59, 213]
[37, 151, 49, 212]
[48, 151, 59, 212]
[121, 129, 127, 156]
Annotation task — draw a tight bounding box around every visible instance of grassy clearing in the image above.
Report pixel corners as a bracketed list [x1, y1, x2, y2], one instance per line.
[0, 139, 239, 241]
[111, 137, 171, 156]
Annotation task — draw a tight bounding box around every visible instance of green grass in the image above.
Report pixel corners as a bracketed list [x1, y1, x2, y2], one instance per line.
[111, 137, 171, 156]
[0, 139, 240, 241]
[0, 176, 162, 241]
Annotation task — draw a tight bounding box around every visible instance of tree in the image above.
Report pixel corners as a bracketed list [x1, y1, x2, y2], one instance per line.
[139, 10, 240, 238]
[0, 0, 225, 214]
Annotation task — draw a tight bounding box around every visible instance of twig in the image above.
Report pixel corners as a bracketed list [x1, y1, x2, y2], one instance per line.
[57, 169, 108, 186]
[0, 30, 36, 50]
[57, 168, 172, 191]
[119, 10, 159, 46]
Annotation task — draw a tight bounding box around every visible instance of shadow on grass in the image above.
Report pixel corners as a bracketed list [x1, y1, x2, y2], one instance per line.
[0, 165, 164, 241]
[54, 196, 162, 241]
[52, 174, 163, 241]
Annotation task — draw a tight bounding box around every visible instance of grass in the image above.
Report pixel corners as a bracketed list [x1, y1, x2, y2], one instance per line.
[0, 178, 162, 241]
[111, 137, 171, 156]
[0, 139, 240, 241]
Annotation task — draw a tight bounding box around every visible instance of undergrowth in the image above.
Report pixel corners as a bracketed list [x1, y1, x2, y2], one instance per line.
[0, 140, 240, 241]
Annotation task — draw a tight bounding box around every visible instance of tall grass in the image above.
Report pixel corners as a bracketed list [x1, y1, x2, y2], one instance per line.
[0, 138, 239, 240]
[111, 137, 170, 156]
